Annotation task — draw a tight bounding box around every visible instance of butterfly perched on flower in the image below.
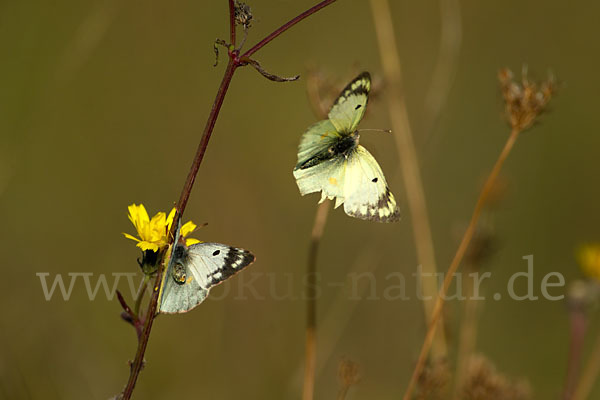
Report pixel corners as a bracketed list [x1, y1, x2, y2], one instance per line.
[157, 217, 255, 314]
[293, 72, 400, 222]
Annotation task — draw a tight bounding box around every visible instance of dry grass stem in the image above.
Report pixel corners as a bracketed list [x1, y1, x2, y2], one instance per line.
[402, 68, 555, 400]
[369, 0, 447, 360]
[303, 200, 331, 400]
[423, 0, 462, 140]
[337, 359, 360, 400]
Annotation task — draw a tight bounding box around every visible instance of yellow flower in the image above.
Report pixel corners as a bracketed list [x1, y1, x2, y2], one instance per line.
[578, 244, 600, 281]
[123, 204, 200, 252]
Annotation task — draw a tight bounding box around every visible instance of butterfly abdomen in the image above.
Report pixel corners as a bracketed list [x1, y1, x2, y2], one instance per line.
[295, 132, 358, 171]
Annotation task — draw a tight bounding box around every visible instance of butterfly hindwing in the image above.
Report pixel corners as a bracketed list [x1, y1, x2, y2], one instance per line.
[343, 145, 400, 222]
[158, 233, 210, 314]
[293, 155, 347, 207]
[159, 258, 209, 314]
[328, 72, 371, 133]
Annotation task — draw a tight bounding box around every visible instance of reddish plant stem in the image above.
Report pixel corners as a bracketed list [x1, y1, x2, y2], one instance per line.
[120, 2, 338, 398]
[563, 305, 587, 400]
[121, 59, 238, 400]
[242, 0, 337, 58]
[229, 0, 236, 46]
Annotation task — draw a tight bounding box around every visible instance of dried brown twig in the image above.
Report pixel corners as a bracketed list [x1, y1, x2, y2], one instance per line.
[402, 68, 556, 400]
[369, 0, 448, 360]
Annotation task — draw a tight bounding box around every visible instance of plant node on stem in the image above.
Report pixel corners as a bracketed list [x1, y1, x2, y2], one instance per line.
[118, 1, 338, 399]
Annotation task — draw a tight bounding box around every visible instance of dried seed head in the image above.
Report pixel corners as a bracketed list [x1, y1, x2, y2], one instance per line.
[499, 67, 556, 132]
[465, 227, 496, 268]
[417, 357, 450, 400]
[567, 279, 600, 311]
[338, 358, 360, 388]
[234, 1, 253, 29]
[461, 355, 531, 400]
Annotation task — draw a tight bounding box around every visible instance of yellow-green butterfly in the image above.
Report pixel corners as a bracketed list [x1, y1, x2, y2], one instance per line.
[293, 72, 400, 222]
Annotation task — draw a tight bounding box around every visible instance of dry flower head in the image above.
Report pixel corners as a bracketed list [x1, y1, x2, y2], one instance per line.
[234, 1, 253, 29]
[498, 67, 556, 132]
[461, 355, 531, 400]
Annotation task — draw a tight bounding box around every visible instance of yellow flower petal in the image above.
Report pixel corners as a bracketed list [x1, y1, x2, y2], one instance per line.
[137, 241, 160, 252]
[128, 204, 149, 237]
[181, 221, 197, 237]
[579, 244, 600, 282]
[185, 238, 201, 246]
[124, 203, 201, 253]
[122, 232, 141, 243]
[166, 208, 176, 232]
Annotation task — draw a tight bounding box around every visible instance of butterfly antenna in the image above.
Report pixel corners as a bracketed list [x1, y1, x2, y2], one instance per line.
[357, 128, 392, 134]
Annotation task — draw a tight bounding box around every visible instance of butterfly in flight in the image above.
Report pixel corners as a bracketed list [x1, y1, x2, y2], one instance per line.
[158, 218, 255, 314]
[293, 72, 400, 222]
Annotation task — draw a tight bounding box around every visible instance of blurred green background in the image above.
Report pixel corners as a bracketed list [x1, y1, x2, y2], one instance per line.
[1, 0, 600, 398]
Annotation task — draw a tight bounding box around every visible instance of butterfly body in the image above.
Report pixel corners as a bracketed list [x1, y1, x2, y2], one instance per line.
[293, 72, 400, 222]
[158, 221, 255, 314]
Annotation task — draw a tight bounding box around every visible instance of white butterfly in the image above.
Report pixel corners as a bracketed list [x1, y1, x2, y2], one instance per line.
[158, 219, 255, 314]
[293, 72, 400, 222]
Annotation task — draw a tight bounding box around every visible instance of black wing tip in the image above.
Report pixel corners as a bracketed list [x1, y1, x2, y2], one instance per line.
[347, 207, 401, 223]
[356, 71, 371, 81]
[335, 72, 371, 101]
[225, 247, 255, 272]
[207, 247, 255, 288]
[345, 187, 401, 223]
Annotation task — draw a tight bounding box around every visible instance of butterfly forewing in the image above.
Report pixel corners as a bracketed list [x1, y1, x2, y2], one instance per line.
[328, 72, 371, 133]
[186, 243, 255, 290]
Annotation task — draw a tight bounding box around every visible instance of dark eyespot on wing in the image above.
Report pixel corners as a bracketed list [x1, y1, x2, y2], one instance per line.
[212, 250, 220, 256]
[372, 177, 378, 182]
[355, 104, 362, 110]
[206, 247, 255, 287]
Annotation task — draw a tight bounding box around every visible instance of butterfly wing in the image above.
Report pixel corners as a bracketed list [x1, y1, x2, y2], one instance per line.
[342, 145, 400, 222]
[328, 72, 371, 133]
[158, 223, 210, 314]
[158, 217, 254, 314]
[295, 119, 340, 169]
[186, 243, 255, 290]
[293, 119, 348, 207]
[158, 259, 209, 314]
[293, 155, 347, 208]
